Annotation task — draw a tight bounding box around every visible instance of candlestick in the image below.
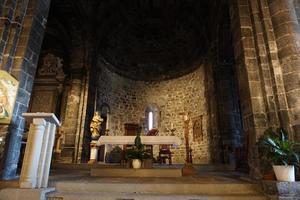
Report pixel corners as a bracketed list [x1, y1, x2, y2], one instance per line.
[170, 128, 176, 136]
[105, 129, 110, 136]
[171, 122, 174, 129]
[184, 115, 188, 122]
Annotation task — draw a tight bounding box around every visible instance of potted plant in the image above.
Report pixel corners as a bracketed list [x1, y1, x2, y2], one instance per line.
[125, 132, 149, 169]
[261, 128, 300, 182]
[257, 129, 277, 180]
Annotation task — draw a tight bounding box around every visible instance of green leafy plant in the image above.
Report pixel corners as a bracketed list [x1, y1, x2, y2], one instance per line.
[261, 128, 300, 167]
[125, 132, 151, 160]
[258, 128, 282, 175]
[111, 145, 122, 153]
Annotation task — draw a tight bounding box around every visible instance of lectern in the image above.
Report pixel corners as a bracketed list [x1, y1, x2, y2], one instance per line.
[20, 113, 60, 189]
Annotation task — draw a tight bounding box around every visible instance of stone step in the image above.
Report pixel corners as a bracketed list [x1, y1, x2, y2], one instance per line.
[47, 192, 267, 200]
[50, 181, 262, 195]
[90, 168, 183, 177]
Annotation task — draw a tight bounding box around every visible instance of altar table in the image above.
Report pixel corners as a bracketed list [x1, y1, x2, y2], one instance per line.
[96, 136, 181, 163]
[97, 136, 181, 146]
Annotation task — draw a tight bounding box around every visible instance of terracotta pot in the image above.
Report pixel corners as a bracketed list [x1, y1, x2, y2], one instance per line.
[273, 165, 295, 182]
[132, 159, 142, 169]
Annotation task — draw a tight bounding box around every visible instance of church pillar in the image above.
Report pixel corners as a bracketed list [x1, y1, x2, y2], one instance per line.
[230, 0, 300, 178]
[229, 0, 270, 178]
[213, 3, 243, 165]
[268, 0, 300, 140]
[0, 0, 51, 180]
[59, 75, 83, 163]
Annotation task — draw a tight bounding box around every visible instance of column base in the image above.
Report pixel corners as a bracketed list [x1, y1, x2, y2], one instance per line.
[20, 181, 35, 189]
[88, 159, 97, 164]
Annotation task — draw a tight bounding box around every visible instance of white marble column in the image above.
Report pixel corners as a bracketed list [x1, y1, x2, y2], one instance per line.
[19, 118, 46, 188]
[20, 113, 60, 189]
[41, 123, 56, 187]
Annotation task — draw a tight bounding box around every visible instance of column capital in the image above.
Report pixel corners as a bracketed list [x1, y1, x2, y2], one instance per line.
[22, 113, 60, 126]
[32, 118, 46, 126]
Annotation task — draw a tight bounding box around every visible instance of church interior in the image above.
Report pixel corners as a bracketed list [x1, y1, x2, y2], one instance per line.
[0, 0, 300, 199]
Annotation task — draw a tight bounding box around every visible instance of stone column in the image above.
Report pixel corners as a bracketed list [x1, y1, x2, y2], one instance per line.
[1, 0, 52, 180]
[20, 113, 60, 189]
[268, 0, 300, 139]
[60, 78, 83, 163]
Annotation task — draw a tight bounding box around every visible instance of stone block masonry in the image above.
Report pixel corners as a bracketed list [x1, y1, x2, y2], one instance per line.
[96, 63, 212, 164]
[0, 0, 51, 180]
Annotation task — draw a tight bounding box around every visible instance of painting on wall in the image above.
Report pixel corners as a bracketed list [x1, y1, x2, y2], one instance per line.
[193, 115, 203, 141]
[0, 70, 19, 124]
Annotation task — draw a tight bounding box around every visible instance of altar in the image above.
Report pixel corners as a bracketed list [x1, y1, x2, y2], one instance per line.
[96, 136, 181, 163]
[97, 135, 181, 146]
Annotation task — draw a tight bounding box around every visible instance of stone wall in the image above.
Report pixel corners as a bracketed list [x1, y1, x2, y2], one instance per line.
[0, 0, 51, 179]
[228, 0, 300, 178]
[96, 62, 214, 164]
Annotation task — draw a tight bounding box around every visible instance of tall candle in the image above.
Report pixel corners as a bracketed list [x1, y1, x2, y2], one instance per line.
[94, 88, 98, 112]
[171, 122, 174, 129]
[184, 115, 188, 121]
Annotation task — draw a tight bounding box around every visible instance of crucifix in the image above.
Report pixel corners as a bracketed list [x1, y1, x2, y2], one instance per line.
[181, 112, 197, 175]
[183, 114, 193, 164]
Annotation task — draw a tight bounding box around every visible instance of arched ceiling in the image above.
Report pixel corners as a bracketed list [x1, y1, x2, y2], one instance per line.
[45, 0, 222, 81]
[96, 0, 216, 81]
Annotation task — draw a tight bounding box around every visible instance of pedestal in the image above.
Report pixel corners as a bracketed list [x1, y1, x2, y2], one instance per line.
[20, 113, 60, 189]
[88, 140, 99, 164]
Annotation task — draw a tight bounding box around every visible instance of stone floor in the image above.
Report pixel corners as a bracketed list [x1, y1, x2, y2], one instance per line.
[45, 164, 268, 200]
[49, 169, 252, 184]
[0, 164, 268, 200]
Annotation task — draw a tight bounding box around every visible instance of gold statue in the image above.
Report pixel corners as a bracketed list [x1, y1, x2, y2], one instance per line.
[90, 111, 103, 140]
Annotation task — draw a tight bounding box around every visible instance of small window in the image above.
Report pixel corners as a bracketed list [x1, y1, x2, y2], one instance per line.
[148, 111, 153, 130]
[144, 104, 160, 133]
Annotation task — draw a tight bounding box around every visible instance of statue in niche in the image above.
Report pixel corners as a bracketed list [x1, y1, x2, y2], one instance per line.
[193, 116, 203, 141]
[90, 111, 103, 140]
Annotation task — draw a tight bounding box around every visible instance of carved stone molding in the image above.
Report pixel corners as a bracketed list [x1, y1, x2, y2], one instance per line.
[38, 53, 65, 82]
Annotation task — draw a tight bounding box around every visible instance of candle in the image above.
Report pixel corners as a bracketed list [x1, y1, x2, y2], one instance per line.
[184, 115, 188, 121]
[94, 88, 97, 112]
[171, 122, 174, 129]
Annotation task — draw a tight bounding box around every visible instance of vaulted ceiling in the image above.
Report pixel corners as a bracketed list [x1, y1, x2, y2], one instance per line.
[43, 0, 225, 81]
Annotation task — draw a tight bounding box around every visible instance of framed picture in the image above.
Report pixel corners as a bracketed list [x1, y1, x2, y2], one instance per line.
[193, 115, 203, 141]
[0, 70, 19, 124]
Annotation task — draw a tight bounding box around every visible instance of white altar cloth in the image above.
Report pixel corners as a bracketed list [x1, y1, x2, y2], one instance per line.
[97, 136, 181, 146]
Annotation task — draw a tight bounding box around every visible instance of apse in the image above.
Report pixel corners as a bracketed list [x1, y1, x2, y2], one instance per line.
[96, 0, 213, 81]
